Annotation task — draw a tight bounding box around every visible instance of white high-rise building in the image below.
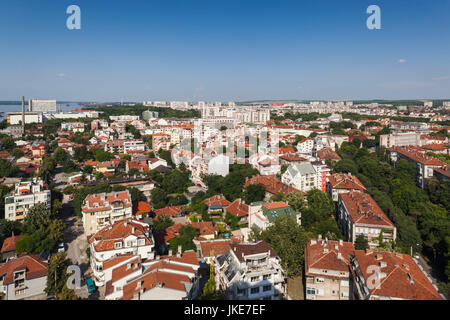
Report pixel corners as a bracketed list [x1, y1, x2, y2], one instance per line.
[4, 178, 51, 221]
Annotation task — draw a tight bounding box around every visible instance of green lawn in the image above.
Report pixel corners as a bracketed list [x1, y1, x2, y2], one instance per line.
[287, 276, 304, 300]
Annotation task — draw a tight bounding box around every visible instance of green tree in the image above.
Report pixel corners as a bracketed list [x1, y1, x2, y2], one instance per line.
[53, 147, 68, 165]
[285, 192, 306, 212]
[152, 215, 174, 232]
[199, 278, 222, 300]
[242, 184, 266, 204]
[354, 234, 369, 250]
[47, 219, 65, 243]
[23, 202, 53, 234]
[45, 252, 72, 297]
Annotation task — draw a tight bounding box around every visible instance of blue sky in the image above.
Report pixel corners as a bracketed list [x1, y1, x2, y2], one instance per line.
[0, 0, 449, 101]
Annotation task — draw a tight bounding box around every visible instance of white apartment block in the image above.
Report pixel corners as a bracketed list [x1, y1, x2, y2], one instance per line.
[379, 132, 422, 148]
[282, 162, 318, 192]
[82, 190, 133, 236]
[89, 219, 155, 286]
[215, 241, 286, 300]
[6, 112, 44, 125]
[4, 178, 51, 222]
[110, 115, 140, 121]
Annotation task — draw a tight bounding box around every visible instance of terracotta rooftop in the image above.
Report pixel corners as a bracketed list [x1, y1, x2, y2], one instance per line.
[199, 239, 233, 258]
[387, 146, 446, 166]
[352, 250, 442, 300]
[1, 233, 23, 253]
[230, 240, 278, 263]
[339, 191, 394, 227]
[328, 173, 366, 191]
[226, 199, 249, 217]
[317, 148, 342, 161]
[305, 239, 355, 276]
[0, 254, 48, 285]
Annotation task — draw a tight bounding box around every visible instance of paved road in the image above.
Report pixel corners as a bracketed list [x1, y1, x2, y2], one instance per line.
[60, 194, 94, 299]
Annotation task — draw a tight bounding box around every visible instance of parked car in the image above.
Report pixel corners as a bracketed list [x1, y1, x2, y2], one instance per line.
[86, 277, 97, 293]
[58, 242, 65, 252]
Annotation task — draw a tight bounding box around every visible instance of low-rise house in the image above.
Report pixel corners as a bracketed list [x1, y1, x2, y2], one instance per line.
[305, 237, 355, 300]
[327, 173, 366, 202]
[248, 201, 301, 231]
[88, 219, 155, 286]
[190, 221, 218, 240]
[154, 206, 183, 219]
[0, 233, 23, 261]
[203, 195, 231, 213]
[82, 190, 133, 236]
[315, 147, 341, 162]
[226, 199, 249, 220]
[0, 254, 48, 300]
[244, 175, 302, 199]
[337, 191, 396, 248]
[350, 250, 443, 300]
[215, 241, 286, 300]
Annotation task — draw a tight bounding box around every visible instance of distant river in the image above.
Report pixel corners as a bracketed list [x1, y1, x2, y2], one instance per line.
[0, 103, 85, 121]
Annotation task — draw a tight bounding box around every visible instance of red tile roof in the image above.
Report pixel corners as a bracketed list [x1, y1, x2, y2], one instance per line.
[317, 148, 342, 161]
[203, 195, 231, 208]
[339, 191, 394, 227]
[387, 146, 446, 166]
[263, 201, 290, 210]
[154, 206, 183, 219]
[88, 219, 152, 252]
[190, 221, 218, 236]
[82, 190, 132, 214]
[0, 254, 48, 285]
[244, 174, 304, 196]
[305, 239, 355, 276]
[226, 199, 249, 217]
[1, 234, 23, 253]
[199, 239, 233, 258]
[328, 173, 366, 191]
[352, 250, 442, 300]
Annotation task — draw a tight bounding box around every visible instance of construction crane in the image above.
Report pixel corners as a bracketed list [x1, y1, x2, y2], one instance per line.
[210, 249, 215, 279]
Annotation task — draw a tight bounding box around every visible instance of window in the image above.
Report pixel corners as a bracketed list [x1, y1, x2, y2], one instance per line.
[263, 274, 270, 281]
[306, 287, 316, 295]
[114, 242, 122, 249]
[250, 287, 260, 294]
[237, 288, 246, 295]
[263, 285, 271, 292]
[251, 276, 259, 282]
[316, 277, 324, 283]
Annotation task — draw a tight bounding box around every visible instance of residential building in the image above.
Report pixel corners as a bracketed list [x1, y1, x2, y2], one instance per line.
[305, 238, 355, 300]
[337, 191, 396, 248]
[82, 190, 133, 236]
[386, 146, 446, 188]
[248, 202, 301, 231]
[327, 173, 366, 202]
[0, 233, 23, 261]
[379, 133, 422, 148]
[0, 254, 48, 300]
[4, 178, 51, 222]
[281, 162, 317, 192]
[350, 250, 443, 300]
[215, 241, 286, 300]
[88, 219, 155, 286]
[244, 175, 301, 199]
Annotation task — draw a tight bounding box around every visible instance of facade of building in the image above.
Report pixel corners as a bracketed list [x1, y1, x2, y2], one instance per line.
[28, 99, 57, 112]
[82, 190, 133, 236]
[4, 178, 51, 221]
[6, 112, 44, 125]
[337, 191, 396, 248]
[281, 162, 317, 192]
[215, 241, 286, 300]
[0, 254, 48, 300]
[305, 238, 355, 300]
[88, 219, 155, 286]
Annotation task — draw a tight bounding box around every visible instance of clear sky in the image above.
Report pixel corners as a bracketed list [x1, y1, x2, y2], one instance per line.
[0, 0, 449, 102]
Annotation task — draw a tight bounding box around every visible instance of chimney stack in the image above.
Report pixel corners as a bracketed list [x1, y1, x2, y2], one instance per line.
[28, 99, 32, 112]
[21, 96, 25, 133]
[168, 249, 173, 256]
[59, 104, 62, 113]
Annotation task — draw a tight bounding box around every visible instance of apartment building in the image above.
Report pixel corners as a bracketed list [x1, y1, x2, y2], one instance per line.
[379, 132, 422, 148]
[327, 173, 366, 202]
[305, 238, 355, 300]
[281, 162, 317, 192]
[244, 175, 301, 199]
[120, 250, 201, 300]
[88, 219, 155, 286]
[215, 241, 286, 300]
[0, 254, 48, 300]
[337, 191, 396, 248]
[82, 190, 133, 236]
[152, 133, 170, 151]
[297, 138, 315, 155]
[248, 202, 301, 231]
[311, 160, 330, 193]
[350, 250, 443, 300]
[123, 139, 146, 154]
[386, 146, 446, 188]
[61, 122, 85, 133]
[4, 178, 51, 222]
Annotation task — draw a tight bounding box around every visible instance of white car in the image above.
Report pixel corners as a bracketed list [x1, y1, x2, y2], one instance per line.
[58, 243, 65, 252]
